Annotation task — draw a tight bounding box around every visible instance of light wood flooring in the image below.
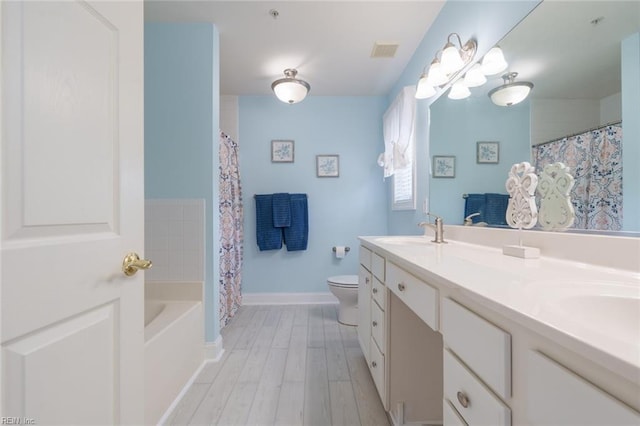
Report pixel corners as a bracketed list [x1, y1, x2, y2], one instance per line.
[165, 304, 390, 426]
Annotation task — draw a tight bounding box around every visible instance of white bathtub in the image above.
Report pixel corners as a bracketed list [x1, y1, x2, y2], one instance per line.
[144, 299, 204, 425]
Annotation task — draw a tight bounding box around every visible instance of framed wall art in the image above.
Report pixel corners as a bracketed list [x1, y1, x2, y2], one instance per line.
[432, 155, 456, 178]
[477, 141, 500, 164]
[271, 140, 294, 163]
[316, 155, 339, 177]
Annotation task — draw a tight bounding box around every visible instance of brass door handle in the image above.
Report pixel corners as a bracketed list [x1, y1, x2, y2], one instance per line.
[122, 252, 152, 276]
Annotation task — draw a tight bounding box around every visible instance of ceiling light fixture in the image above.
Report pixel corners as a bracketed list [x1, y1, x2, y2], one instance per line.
[414, 33, 477, 99]
[271, 68, 311, 104]
[488, 72, 534, 106]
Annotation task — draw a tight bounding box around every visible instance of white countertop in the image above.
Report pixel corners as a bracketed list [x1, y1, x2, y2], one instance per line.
[359, 235, 640, 380]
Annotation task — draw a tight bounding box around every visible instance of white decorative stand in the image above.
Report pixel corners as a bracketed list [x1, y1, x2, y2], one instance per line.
[537, 162, 575, 231]
[504, 162, 540, 259]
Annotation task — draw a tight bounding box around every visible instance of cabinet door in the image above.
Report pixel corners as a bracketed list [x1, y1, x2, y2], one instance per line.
[357, 264, 371, 363]
[527, 351, 640, 425]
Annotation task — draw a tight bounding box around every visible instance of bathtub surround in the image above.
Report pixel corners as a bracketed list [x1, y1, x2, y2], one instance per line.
[239, 96, 388, 296]
[144, 23, 221, 343]
[144, 199, 205, 283]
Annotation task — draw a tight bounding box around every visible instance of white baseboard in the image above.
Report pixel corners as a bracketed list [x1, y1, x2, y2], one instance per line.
[204, 335, 225, 362]
[242, 292, 339, 305]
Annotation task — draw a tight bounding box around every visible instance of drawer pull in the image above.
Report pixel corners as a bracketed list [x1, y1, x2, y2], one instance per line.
[365, 277, 370, 284]
[372, 321, 377, 327]
[372, 288, 378, 294]
[398, 282, 406, 291]
[371, 361, 377, 368]
[456, 391, 470, 408]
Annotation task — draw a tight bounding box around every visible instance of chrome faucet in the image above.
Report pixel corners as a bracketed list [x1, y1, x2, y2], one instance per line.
[418, 213, 446, 243]
[464, 212, 481, 226]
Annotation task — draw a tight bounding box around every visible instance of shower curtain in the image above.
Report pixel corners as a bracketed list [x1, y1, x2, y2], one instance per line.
[219, 131, 243, 328]
[532, 123, 622, 231]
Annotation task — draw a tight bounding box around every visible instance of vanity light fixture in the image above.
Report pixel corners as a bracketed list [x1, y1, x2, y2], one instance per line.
[271, 68, 311, 104]
[463, 63, 487, 88]
[416, 70, 437, 99]
[488, 72, 534, 106]
[448, 80, 471, 100]
[414, 33, 477, 99]
[481, 46, 508, 76]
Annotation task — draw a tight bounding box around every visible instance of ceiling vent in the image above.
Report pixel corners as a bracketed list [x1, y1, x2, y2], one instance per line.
[371, 43, 398, 58]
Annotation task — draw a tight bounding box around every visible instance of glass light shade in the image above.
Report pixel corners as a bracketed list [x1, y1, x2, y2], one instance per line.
[426, 61, 448, 87]
[463, 63, 487, 88]
[481, 47, 508, 76]
[448, 80, 471, 100]
[489, 82, 533, 106]
[415, 75, 436, 99]
[271, 69, 310, 104]
[441, 43, 464, 74]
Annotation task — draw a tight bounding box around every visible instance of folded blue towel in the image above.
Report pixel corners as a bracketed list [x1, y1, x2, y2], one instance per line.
[272, 193, 291, 227]
[464, 194, 485, 223]
[484, 193, 509, 226]
[283, 193, 308, 251]
[255, 194, 283, 251]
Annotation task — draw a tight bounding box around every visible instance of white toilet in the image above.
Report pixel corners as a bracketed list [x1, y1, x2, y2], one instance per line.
[327, 275, 359, 326]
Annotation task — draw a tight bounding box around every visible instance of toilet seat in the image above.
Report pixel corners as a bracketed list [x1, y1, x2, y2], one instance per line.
[327, 275, 358, 288]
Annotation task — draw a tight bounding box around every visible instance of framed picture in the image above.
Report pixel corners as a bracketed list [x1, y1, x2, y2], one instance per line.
[316, 154, 339, 177]
[271, 140, 294, 163]
[477, 141, 500, 164]
[432, 155, 456, 178]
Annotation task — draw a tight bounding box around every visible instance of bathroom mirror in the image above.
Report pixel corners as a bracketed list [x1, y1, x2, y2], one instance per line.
[428, 1, 640, 234]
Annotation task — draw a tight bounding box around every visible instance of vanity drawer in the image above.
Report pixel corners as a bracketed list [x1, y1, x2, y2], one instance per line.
[372, 276, 386, 310]
[444, 399, 468, 426]
[370, 335, 385, 400]
[387, 262, 438, 331]
[371, 252, 385, 281]
[441, 298, 511, 399]
[444, 349, 511, 426]
[371, 299, 385, 352]
[359, 245, 372, 271]
[526, 350, 640, 425]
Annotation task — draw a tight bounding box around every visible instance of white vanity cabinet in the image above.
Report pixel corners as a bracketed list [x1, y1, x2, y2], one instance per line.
[526, 351, 640, 425]
[357, 246, 372, 363]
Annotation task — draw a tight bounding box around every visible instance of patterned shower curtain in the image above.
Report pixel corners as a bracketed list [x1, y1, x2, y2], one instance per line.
[219, 131, 243, 328]
[532, 123, 623, 231]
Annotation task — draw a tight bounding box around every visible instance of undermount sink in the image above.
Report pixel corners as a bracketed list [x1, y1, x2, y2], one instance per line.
[540, 291, 640, 344]
[374, 236, 433, 245]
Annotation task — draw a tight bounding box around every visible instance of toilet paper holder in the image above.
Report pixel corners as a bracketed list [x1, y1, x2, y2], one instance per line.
[332, 246, 350, 253]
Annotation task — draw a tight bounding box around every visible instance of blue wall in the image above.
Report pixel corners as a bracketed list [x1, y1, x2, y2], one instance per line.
[239, 96, 388, 293]
[387, 0, 541, 235]
[621, 33, 640, 231]
[429, 96, 530, 225]
[144, 23, 221, 342]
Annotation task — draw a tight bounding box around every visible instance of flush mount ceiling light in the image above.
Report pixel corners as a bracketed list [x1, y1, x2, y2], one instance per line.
[271, 68, 311, 104]
[488, 72, 534, 106]
[414, 33, 477, 99]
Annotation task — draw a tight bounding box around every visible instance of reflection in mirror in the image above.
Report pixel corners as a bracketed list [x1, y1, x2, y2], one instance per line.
[428, 1, 640, 234]
[537, 162, 575, 232]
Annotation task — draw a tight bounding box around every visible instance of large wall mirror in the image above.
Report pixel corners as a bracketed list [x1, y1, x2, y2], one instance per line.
[428, 1, 640, 234]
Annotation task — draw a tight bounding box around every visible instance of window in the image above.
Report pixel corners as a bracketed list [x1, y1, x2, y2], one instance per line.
[392, 131, 416, 210]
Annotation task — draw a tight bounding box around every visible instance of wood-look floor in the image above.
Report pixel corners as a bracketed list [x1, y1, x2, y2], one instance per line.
[165, 304, 390, 426]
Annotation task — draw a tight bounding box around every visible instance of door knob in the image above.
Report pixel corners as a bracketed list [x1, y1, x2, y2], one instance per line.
[122, 252, 152, 276]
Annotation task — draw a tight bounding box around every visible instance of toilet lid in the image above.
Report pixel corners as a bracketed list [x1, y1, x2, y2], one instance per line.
[328, 275, 358, 288]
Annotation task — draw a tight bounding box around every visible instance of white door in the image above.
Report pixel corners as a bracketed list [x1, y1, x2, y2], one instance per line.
[1, 1, 145, 424]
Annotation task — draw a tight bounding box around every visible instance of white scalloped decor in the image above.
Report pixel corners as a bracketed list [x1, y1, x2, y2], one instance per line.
[537, 162, 576, 231]
[505, 162, 538, 230]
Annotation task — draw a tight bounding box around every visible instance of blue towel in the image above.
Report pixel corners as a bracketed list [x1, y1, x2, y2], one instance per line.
[272, 193, 291, 227]
[283, 193, 308, 251]
[484, 193, 509, 226]
[464, 194, 485, 223]
[255, 194, 283, 251]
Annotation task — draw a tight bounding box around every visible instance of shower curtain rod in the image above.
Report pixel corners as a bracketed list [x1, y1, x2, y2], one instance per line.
[535, 120, 622, 148]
